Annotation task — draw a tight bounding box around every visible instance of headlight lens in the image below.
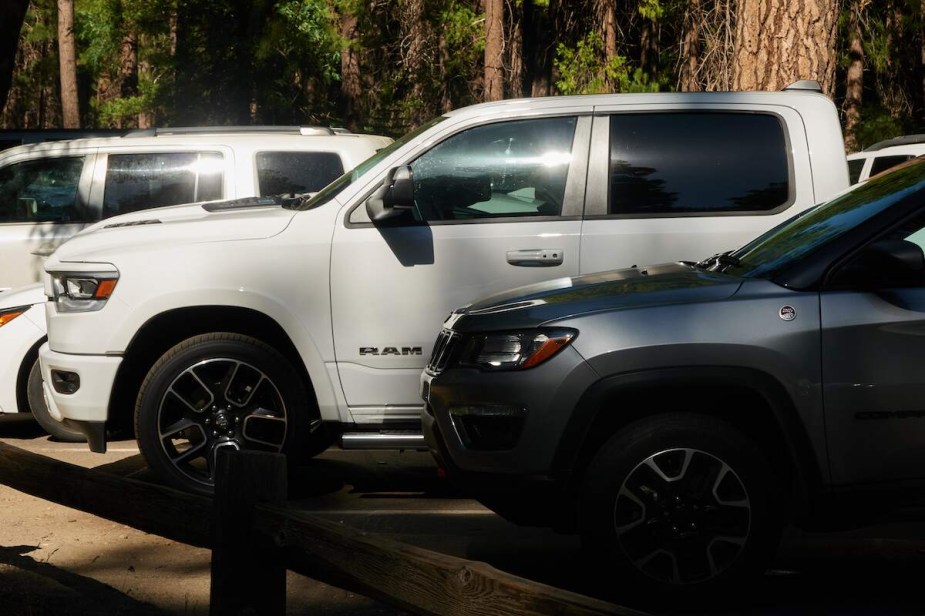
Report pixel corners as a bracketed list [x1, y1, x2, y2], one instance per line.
[50, 273, 118, 313]
[460, 328, 576, 370]
[0, 305, 29, 327]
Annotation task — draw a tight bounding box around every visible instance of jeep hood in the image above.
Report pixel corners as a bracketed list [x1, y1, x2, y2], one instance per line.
[449, 262, 744, 332]
[50, 199, 296, 263]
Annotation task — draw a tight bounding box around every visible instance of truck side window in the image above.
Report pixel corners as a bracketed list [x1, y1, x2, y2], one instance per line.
[870, 155, 913, 178]
[256, 151, 345, 196]
[103, 152, 223, 216]
[410, 117, 577, 221]
[0, 157, 88, 223]
[609, 113, 790, 215]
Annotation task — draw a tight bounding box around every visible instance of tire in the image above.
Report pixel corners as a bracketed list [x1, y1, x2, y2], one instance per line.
[135, 333, 321, 494]
[580, 413, 782, 601]
[27, 358, 86, 442]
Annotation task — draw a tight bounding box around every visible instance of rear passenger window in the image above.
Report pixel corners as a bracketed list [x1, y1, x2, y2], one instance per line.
[103, 152, 223, 216]
[409, 117, 577, 221]
[848, 158, 866, 184]
[257, 152, 345, 196]
[609, 113, 790, 215]
[0, 157, 89, 223]
[870, 155, 913, 177]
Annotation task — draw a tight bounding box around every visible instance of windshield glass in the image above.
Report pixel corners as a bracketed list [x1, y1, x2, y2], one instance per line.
[295, 116, 447, 211]
[726, 159, 925, 278]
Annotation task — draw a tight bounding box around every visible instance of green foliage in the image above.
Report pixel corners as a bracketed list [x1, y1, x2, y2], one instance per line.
[853, 105, 910, 150]
[554, 32, 661, 95]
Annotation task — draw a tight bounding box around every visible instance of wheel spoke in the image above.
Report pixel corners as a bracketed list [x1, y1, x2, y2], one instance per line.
[242, 410, 287, 449]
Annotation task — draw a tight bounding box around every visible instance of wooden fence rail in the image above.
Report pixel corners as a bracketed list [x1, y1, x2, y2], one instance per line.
[0, 441, 645, 616]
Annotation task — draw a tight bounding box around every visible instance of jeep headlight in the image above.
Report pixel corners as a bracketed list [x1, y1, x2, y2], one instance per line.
[460, 328, 576, 370]
[50, 272, 118, 313]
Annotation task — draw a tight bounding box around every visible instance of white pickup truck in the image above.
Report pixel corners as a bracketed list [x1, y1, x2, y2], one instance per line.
[40, 83, 850, 493]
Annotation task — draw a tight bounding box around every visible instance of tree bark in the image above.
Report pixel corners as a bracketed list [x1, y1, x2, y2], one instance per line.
[844, 1, 866, 152]
[483, 0, 504, 101]
[679, 0, 703, 91]
[732, 0, 839, 94]
[340, 9, 361, 131]
[0, 0, 30, 116]
[57, 0, 80, 127]
[595, 0, 618, 91]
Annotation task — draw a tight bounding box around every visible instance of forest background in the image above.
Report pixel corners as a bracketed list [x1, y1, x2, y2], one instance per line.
[0, 0, 921, 153]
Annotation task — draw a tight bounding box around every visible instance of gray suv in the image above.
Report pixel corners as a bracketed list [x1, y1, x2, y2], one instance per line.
[421, 157, 925, 598]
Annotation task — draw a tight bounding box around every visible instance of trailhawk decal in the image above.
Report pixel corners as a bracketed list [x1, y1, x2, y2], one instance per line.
[359, 346, 423, 356]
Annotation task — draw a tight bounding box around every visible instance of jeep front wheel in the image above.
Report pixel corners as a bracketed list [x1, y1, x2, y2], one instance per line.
[580, 413, 782, 599]
[135, 333, 316, 494]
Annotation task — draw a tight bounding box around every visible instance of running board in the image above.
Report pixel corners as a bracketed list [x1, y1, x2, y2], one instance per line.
[340, 431, 427, 450]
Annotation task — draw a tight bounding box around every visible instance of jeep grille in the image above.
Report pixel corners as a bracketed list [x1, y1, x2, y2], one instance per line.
[426, 329, 460, 374]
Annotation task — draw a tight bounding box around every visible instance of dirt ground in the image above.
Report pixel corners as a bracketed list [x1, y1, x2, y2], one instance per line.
[0, 414, 402, 616]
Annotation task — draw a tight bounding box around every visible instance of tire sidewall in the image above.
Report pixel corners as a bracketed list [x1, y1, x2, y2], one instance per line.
[135, 334, 311, 494]
[580, 413, 781, 600]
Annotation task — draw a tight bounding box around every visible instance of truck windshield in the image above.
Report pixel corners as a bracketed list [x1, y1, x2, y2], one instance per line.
[726, 158, 925, 279]
[296, 116, 447, 211]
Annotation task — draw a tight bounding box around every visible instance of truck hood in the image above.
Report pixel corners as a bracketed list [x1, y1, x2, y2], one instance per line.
[448, 262, 744, 332]
[50, 198, 297, 263]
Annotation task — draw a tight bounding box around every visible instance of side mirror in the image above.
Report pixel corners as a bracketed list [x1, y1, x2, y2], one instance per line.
[845, 239, 925, 288]
[366, 166, 415, 222]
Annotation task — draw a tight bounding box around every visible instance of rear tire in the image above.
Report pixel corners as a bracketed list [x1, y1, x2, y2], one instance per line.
[580, 413, 782, 602]
[27, 358, 85, 442]
[135, 333, 321, 494]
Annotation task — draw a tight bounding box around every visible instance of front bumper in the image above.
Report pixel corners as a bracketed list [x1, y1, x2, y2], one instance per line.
[420, 346, 599, 527]
[39, 343, 120, 452]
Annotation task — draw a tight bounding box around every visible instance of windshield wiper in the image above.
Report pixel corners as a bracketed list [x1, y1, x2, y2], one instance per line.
[695, 251, 741, 270]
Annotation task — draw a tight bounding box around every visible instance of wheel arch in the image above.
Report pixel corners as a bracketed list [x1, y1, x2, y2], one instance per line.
[16, 336, 47, 414]
[108, 305, 316, 435]
[553, 366, 824, 520]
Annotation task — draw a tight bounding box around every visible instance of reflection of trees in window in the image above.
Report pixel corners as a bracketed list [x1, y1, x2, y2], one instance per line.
[730, 181, 788, 210]
[610, 161, 678, 213]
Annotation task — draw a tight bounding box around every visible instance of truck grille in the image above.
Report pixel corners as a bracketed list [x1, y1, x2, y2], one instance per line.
[426, 329, 460, 374]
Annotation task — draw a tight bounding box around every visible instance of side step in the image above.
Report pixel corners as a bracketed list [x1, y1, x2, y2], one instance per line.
[340, 431, 427, 450]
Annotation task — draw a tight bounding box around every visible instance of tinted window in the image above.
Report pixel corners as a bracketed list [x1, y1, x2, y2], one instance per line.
[0, 157, 89, 223]
[609, 113, 789, 215]
[870, 155, 913, 177]
[409, 117, 577, 221]
[848, 158, 866, 184]
[103, 152, 223, 216]
[256, 151, 345, 196]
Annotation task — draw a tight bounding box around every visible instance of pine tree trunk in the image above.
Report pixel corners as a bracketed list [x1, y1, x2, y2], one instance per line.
[483, 0, 504, 101]
[844, 1, 865, 152]
[732, 0, 839, 94]
[57, 0, 80, 127]
[679, 0, 703, 91]
[118, 34, 138, 129]
[340, 10, 361, 131]
[595, 0, 618, 90]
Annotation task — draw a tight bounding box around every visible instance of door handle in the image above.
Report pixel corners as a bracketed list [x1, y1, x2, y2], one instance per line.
[506, 249, 564, 267]
[31, 248, 56, 257]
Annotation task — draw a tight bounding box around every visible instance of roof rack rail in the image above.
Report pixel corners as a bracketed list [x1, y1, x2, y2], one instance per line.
[782, 80, 822, 93]
[121, 126, 348, 137]
[863, 134, 925, 151]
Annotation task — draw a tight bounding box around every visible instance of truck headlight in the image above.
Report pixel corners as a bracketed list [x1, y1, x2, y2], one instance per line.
[459, 328, 576, 370]
[50, 273, 118, 313]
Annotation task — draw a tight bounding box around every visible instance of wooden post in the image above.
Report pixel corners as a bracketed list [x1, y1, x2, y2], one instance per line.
[210, 449, 288, 616]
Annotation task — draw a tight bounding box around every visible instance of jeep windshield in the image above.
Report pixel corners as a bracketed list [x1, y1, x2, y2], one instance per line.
[294, 116, 446, 211]
[716, 158, 925, 279]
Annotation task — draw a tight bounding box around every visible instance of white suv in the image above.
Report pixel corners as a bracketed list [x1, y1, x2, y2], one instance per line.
[847, 135, 925, 184]
[0, 128, 391, 439]
[40, 85, 850, 492]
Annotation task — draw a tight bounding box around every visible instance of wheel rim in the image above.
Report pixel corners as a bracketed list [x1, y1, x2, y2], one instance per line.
[613, 447, 751, 585]
[156, 357, 288, 487]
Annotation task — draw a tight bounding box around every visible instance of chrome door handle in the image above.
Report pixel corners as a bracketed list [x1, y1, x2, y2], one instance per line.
[506, 249, 564, 267]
